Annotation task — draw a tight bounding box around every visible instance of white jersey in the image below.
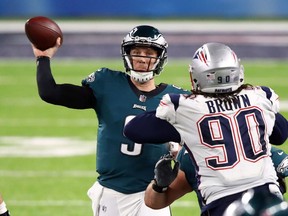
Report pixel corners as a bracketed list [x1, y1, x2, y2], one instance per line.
[156, 86, 280, 204]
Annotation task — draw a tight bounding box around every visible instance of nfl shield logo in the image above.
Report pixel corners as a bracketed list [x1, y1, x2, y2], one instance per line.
[139, 95, 147, 102]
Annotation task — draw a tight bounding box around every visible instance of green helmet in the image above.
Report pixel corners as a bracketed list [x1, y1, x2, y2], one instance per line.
[121, 25, 168, 83]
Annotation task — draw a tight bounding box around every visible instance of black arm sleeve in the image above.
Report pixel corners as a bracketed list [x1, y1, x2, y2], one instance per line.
[124, 111, 181, 143]
[36, 56, 96, 109]
[269, 113, 288, 145]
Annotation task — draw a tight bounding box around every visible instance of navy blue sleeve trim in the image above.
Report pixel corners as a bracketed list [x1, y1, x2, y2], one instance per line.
[269, 113, 288, 145]
[260, 86, 272, 100]
[169, 93, 181, 110]
[124, 111, 181, 144]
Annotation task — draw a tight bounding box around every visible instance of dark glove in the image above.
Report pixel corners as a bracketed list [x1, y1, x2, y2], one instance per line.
[152, 154, 179, 193]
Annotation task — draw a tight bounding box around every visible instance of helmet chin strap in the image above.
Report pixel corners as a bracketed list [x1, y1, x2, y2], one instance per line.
[130, 70, 154, 83]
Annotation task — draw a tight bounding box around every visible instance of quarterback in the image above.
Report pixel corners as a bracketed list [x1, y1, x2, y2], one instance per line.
[31, 25, 190, 216]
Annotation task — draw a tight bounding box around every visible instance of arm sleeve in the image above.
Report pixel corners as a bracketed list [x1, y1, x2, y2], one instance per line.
[36, 56, 96, 109]
[124, 111, 181, 144]
[269, 113, 288, 145]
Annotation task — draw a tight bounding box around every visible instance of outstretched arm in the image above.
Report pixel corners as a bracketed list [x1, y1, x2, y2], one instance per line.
[36, 57, 95, 108]
[32, 38, 96, 109]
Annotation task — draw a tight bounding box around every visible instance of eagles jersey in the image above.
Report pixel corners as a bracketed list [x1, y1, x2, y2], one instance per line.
[156, 86, 280, 204]
[176, 147, 203, 209]
[82, 68, 189, 194]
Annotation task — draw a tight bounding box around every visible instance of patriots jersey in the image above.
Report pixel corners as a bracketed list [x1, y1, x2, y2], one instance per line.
[82, 68, 190, 194]
[156, 86, 280, 204]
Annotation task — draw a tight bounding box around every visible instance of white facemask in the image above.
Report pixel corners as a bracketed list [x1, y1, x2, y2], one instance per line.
[130, 70, 154, 83]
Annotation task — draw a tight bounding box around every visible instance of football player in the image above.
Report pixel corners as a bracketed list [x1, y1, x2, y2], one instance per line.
[31, 25, 190, 216]
[0, 193, 10, 216]
[124, 42, 288, 216]
[144, 145, 288, 212]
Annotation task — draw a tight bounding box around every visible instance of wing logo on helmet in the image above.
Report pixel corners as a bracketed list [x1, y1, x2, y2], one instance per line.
[128, 27, 163, 43]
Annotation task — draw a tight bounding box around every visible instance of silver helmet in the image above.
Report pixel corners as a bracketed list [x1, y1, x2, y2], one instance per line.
[189, 42, 244, 93]
[121, 25, 168, 83]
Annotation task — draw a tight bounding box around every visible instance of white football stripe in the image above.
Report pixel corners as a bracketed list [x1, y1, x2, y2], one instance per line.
[8, 200, 90, 206]
[0, 136, 95, 157]
[0, 170, 96, 177]
[281, 101, 288, 111]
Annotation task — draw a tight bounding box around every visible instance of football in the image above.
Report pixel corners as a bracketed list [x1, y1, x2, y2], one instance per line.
[25, 16, 63, 51]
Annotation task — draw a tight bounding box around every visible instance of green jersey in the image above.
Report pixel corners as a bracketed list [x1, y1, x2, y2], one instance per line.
[82, 68, 190, 194]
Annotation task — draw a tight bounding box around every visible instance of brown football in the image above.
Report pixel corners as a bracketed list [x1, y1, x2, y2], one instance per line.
[25, 16, 63, 51]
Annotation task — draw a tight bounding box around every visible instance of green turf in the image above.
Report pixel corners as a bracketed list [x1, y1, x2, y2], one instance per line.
[0, 59, 287, 215]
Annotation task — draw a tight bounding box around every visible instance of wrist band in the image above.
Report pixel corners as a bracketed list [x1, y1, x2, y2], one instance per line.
[152, 180, 168, 193]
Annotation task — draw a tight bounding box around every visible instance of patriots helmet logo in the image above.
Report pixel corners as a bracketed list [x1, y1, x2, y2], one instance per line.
[193, 46, 209, 66]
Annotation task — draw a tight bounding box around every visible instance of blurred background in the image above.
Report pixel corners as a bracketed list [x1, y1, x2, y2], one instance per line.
[1, 0, 288, 18]
[0, 0, 288, 60]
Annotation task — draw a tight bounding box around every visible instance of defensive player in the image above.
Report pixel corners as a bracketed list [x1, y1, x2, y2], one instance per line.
[124, 42, 288, 216]
[0, 193, 10, 216]
[31, 25, 190, 216]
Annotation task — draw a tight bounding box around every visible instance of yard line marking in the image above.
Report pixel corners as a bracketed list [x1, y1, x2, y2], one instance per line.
[0, 170, 96, 177]
[8, 200, 90, 206]
[0, 136, 95, 157]
[171, 200, 198, 208]
[0, 118, 96, 127]
[281, 101, 288, 111]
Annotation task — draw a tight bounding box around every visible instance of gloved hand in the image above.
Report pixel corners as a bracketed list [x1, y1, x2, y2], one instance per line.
[152, 154, 179, 193]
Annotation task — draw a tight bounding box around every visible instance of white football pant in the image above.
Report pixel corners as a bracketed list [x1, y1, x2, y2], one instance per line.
[87, 181, 171, 216]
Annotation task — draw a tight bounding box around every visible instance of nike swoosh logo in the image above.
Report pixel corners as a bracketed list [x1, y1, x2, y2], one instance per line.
[278, 152, 284, 155]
